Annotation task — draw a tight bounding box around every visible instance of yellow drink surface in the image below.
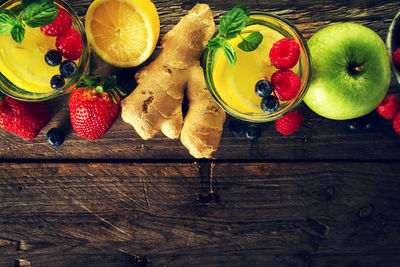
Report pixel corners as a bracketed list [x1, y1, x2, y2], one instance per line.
[0, 27, 59, 94]
[213, 25, 284, 113]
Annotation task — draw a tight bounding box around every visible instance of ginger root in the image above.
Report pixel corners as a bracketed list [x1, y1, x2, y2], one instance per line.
[121, 4, 226, 158]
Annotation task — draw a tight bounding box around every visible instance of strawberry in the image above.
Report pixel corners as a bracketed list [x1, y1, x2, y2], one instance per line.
[69, 76, 122, 140]
[275, 110, 303, 135]
[41, 7, 72, 37]
[0, 95, 50, 139]
[376, 94, 399, 119]
[56, 28, 83, 60]
[393, 112, 400, 135]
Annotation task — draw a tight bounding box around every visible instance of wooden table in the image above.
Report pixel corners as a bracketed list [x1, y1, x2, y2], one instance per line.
[1, 0, 400, 266]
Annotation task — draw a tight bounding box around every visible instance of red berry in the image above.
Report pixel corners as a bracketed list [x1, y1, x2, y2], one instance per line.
[0, 95, 50, 139]
[393, 48, 400, 70]
[56, 28, 83, 60]
[69, 87, 120, 140]
[376, 94, 399, 119]
[275, 110, 304, 136]
[271, 69, 301, 101]
[393, 112, 400, 135]
[40, 7, 72, 37]
[269, 38, 300, 69]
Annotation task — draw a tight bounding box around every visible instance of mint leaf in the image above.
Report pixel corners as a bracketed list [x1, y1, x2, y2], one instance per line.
[22, 0, 40, 8]
[206, 37, 224, 50]
[238, 32, 263, 52]
[219, 5, 249, 39]
[11, 23, 25, 43]
[223, 41, 236, 67]
[0, 10, 19, 34]
[21, 0, 57, 28]
[234, 5, 250, 17]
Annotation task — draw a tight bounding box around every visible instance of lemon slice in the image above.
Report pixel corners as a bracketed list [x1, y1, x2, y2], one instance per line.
[85, 0, 160, 67]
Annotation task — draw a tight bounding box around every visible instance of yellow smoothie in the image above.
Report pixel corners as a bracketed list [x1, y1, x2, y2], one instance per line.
[0, 27, 60, 94]
[213, 24, 297, 113]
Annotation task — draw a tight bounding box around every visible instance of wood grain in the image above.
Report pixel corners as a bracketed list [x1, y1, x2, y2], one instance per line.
[1, 1, 400, 266]
[0, 162, 399, 266]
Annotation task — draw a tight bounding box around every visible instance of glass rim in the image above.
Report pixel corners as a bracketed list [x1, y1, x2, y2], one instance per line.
[0, 0, 90, 101]
[386, 9, 400, 86]
[202, 11, 312, 123]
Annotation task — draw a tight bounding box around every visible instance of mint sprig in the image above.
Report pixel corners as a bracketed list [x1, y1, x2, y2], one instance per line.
[0, 0, 57, 43]
[206, 5, 263, 67]
[21, 0, 57, 28]
[238, 32, 263, 52]
[22, 0, 41, 8]
[0, 10, 19, 34]
[11, 20, 25, 43]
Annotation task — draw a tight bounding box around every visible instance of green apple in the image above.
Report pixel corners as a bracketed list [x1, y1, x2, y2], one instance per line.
[304, 22, 391, 120]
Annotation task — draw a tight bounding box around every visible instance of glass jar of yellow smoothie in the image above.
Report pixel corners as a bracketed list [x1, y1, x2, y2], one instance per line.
[0, 0, 90, 101]
[203, 12, 312, 122]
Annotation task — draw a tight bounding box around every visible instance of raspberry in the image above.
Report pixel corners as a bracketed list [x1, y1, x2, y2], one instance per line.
[269, 38, 300, 69]
[376, 94, 399, 119]
[271, 69, 301, 101]
[393, 48, 400, 70]
[393, 112, 400, 135]
[40, 7, 72, 37]
[56, 28, 83, 60]
[275, 110, 304, 135]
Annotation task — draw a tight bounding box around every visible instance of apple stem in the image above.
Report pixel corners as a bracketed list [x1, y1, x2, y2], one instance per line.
[349, 65, 364, 75]
[354, 66, 364, 72]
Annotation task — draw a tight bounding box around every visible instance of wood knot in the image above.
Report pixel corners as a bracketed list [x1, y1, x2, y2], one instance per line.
[357, 204, 374, 219]
[132, 255, 149, 266]
[14, 259, 31, 267]
[197, 191, 219, 205]
[296, 251, 312, 262]
[323, 186, 334, 201]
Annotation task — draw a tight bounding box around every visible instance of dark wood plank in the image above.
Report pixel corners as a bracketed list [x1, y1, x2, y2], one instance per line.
[1, 162, 399, 266]
[1, 0, 399, 160]
[1, 94, 400, 160]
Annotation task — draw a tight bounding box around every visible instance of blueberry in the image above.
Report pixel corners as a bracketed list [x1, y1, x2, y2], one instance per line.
[45, 50, 62, 66]
[228, 119, 246, 137]
[363, 111, 381, 130]
[255, 79, 273, 98]
[50, 75, 65, 90]
[346, 111, 382, 131]
[60, 60, 77, 78]
[347, 119, 364, 131]
[261, 95, 280, 114]
[46, 128, 65, 146]
[245, 124, 261, 141]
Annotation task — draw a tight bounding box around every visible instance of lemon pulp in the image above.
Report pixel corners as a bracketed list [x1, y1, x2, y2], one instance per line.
[0, 27, 59, 94]
[85, 0, 160, 67]
[213, 25, 286, 113]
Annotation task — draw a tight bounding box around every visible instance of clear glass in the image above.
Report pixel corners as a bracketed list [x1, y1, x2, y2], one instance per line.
[387, 9, 400, 86]
[203, 12, 312, 123]
[0, 0, 90, 101]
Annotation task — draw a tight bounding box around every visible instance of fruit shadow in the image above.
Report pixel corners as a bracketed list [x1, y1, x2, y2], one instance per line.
[45, 96, 74, 138]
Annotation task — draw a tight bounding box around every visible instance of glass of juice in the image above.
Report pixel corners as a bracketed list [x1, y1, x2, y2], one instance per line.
[203, 12, 312, 122]
[0, 0, 90, 101]
[387, 10, 400, 85]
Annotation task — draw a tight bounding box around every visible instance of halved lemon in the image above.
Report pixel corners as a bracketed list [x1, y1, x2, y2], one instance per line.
[85, 0, 160, 67]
